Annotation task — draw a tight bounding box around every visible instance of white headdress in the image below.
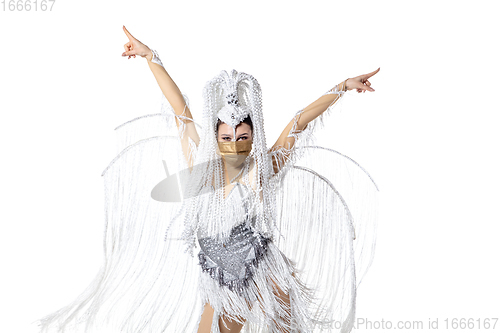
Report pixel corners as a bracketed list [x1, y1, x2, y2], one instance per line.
[216, 71, 251, 128]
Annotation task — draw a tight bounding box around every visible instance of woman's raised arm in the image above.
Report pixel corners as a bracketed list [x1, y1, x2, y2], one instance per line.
[121, 26, 200, 167]
[269, 68, 380, 173]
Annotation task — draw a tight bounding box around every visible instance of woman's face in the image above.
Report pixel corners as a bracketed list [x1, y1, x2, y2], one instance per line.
[217, 122, 252, 142]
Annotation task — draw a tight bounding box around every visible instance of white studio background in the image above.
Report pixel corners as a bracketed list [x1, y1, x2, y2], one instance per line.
[1, 0, 499, 332]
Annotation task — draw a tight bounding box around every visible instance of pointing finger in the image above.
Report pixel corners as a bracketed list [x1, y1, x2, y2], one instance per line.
[365, 67, 380, 79]
[123, 25, 135, 41]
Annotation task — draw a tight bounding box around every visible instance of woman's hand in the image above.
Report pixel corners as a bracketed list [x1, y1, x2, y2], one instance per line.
[346, 68, 380, 93]
[121, 25, 152, 60]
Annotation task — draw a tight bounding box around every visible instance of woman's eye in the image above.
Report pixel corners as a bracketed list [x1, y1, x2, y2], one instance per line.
[237, 136, 248, 141]
[223, 137, 231, 141]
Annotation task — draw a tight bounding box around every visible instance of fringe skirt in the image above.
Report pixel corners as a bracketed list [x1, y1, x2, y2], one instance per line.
[196, 222, 313, 333]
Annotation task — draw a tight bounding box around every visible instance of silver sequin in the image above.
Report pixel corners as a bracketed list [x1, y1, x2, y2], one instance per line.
[198, 219, 270, 295]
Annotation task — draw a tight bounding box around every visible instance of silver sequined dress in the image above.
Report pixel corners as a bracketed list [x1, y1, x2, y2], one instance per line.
[194, 182, 312, 332]
[197, 183, 271, 295]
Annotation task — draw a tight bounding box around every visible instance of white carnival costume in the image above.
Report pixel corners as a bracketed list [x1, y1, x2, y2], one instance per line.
[37, 51, 378, 333]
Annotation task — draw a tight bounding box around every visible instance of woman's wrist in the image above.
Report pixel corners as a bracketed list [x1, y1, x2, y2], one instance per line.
[343, 78, 350, 91]
[147, 48, 164, 68]
[323, 80, 347, 96]
[145, 47, 153, 62]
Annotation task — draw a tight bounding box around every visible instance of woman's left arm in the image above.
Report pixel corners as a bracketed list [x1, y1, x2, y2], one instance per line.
[269, 68, 380, 173]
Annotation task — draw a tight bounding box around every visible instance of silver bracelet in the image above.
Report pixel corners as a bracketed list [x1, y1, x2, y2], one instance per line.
[323, 82, 346, 96]
[150, 49, 164, 68]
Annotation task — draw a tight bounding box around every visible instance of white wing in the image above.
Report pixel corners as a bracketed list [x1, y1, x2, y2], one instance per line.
[38, 98, 205, 333]
[273, 145, 378, 332]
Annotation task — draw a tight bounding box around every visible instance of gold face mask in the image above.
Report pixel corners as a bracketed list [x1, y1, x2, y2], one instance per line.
[218, 140, 253, 156]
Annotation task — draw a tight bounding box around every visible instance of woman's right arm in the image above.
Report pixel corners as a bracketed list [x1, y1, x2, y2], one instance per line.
[268, 68, 379, 174]
[121, 26, 200, 167]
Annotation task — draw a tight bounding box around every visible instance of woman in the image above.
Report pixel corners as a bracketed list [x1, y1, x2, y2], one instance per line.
[37, 26, 379, 333]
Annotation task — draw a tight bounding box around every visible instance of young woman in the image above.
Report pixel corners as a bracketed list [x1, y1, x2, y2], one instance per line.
[37, 26, 379, 333]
